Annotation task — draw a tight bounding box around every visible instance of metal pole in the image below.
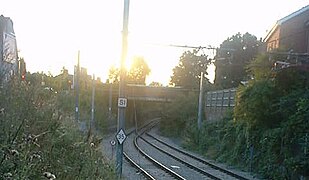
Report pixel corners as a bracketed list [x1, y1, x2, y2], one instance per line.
[116, 0, 130, 178]
[75, 50, 80, 122]
[91, 74, 95, 133]
[108, 82, 112, 120]
[198, 72, 204, 130]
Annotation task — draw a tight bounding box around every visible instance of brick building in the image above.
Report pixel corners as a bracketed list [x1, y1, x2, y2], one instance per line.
[264, 5, 309, 53]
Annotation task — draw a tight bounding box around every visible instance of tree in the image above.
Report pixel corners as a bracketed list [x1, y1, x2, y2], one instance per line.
[149, 81, 163, 87]
[247, 53, 273, 81]
[170, 49, 210, 89]
[214, 32, 262, 88]
[54, 67, 70, 91]
[127, 56, 151, 85]
[108, 65, 120, 84]
[107, 57, 151, 85]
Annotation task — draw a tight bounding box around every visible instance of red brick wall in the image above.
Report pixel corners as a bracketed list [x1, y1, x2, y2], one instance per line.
[279, 9, 309, 53]
[266, 27, 280, 51]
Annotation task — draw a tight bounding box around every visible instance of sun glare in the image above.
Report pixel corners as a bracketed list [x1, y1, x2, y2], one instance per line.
[125, 58, 133, 71]
[3, 0, 308, 86]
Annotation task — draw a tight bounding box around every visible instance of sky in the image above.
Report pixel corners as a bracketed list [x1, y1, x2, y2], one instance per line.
[1, 0, 308, 85]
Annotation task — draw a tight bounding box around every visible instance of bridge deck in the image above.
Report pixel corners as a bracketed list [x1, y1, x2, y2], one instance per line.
[102, 84, 192, 102]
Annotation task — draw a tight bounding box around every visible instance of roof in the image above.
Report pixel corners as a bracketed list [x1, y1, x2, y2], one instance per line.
[263, 24, 278, 42]
[277, 4, 309, 25]
[264, 4, 309, 42]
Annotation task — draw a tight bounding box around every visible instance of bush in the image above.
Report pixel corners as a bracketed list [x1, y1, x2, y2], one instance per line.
[160, 92, 198, 137]
[174, 67, 309, 179]
[0, 76, 116, 179]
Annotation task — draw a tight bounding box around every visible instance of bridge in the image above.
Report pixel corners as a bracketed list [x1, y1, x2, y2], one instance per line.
[102, 84, 192, 102]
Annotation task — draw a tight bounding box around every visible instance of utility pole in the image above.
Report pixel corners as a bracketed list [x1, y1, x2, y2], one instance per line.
[90, 74, 95, 133]
[108, 82, 112, 120]
[198, 72, 204, 130]
[116, 0, 130, 178]
[75, 51, 80, 122]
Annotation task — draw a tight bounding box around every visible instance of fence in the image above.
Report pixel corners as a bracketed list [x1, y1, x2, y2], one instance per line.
[205, 88, 236, 122]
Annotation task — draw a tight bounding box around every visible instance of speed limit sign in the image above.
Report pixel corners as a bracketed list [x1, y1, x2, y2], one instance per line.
[116, 129, 126, 144]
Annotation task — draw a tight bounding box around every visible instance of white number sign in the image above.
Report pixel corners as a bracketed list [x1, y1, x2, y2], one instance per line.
[118, 98, 127, 108]
[116, 129, 126, 144]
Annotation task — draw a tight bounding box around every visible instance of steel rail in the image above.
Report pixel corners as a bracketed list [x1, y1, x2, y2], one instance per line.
[122, 119, 160, 180]
[124, 118, 185, 180]
[123, 152, 156, 180]
[139, 136, 220, 180]
[146, 133, 249, 180]
[133, 127, 186, 180]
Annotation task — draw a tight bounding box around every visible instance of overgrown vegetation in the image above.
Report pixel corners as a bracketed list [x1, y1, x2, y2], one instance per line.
[0, 75, 116, 179]
[160, 92, 198, 137]
[162, 53, 309, 179]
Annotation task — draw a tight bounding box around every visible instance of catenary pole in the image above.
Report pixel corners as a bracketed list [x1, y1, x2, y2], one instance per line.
[198, 72, 204, 130]
[90, 74, 95, 133]
[108, 82, 112, 120]
[75, 50, 80, 122]
[116, 0, 130, 178]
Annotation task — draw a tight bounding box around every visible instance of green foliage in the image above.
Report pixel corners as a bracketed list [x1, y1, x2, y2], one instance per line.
[234, 80, 280, 129]
[246, 53, 274, 80]
[0, 75, 115, 179]
[93, 83, 113, 132]
[182, 111, 249, 165]
[166, 53, 309, 179]
[108, 56, 151, 85]
[149, 81, 163, 87]
[207, 73, 308, 179]
[160, 92, 198, 137]
[73, 75, 111, 133]
[214, 32, 262, 88]
[57, 90, 74, 113]
[275, 67, 309, 94]
[108, 66, 120, 84]
[127, 56, 151, 85]
[170, 49, 210, 89]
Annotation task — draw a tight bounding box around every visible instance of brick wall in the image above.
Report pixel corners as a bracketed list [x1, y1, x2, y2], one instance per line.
[279, 9, 309, 53]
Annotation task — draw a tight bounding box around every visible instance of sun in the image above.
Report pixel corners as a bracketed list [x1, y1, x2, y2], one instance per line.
[124, 57, 133, 72]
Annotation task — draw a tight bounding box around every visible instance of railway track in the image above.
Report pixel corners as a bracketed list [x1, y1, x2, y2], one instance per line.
[123, 119, 255, 180]
[124, 118, 185, 179]
[145, 132, 251, 179]
[141, 133, 252, 180]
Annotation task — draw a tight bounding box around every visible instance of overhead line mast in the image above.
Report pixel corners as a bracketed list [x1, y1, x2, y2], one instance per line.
[116, 0, 130, 178]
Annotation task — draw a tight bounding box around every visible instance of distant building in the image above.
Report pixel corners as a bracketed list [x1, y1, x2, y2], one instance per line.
[19, 58, 26, 79]
[0, 15, 19, 81]
[80, 67, 88, 77]
[76, 67, 91, 89]
[54, 67, 73, 90]
[264, 5, 309, 53]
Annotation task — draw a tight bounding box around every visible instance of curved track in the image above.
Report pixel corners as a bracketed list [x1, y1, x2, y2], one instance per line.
[124, 119, 254, 180]
[124, 119, 185, 179]
[145, 132, 250, 179]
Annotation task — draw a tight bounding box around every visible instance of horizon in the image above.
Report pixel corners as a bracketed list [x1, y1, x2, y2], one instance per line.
[1, 0, 308, 85]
